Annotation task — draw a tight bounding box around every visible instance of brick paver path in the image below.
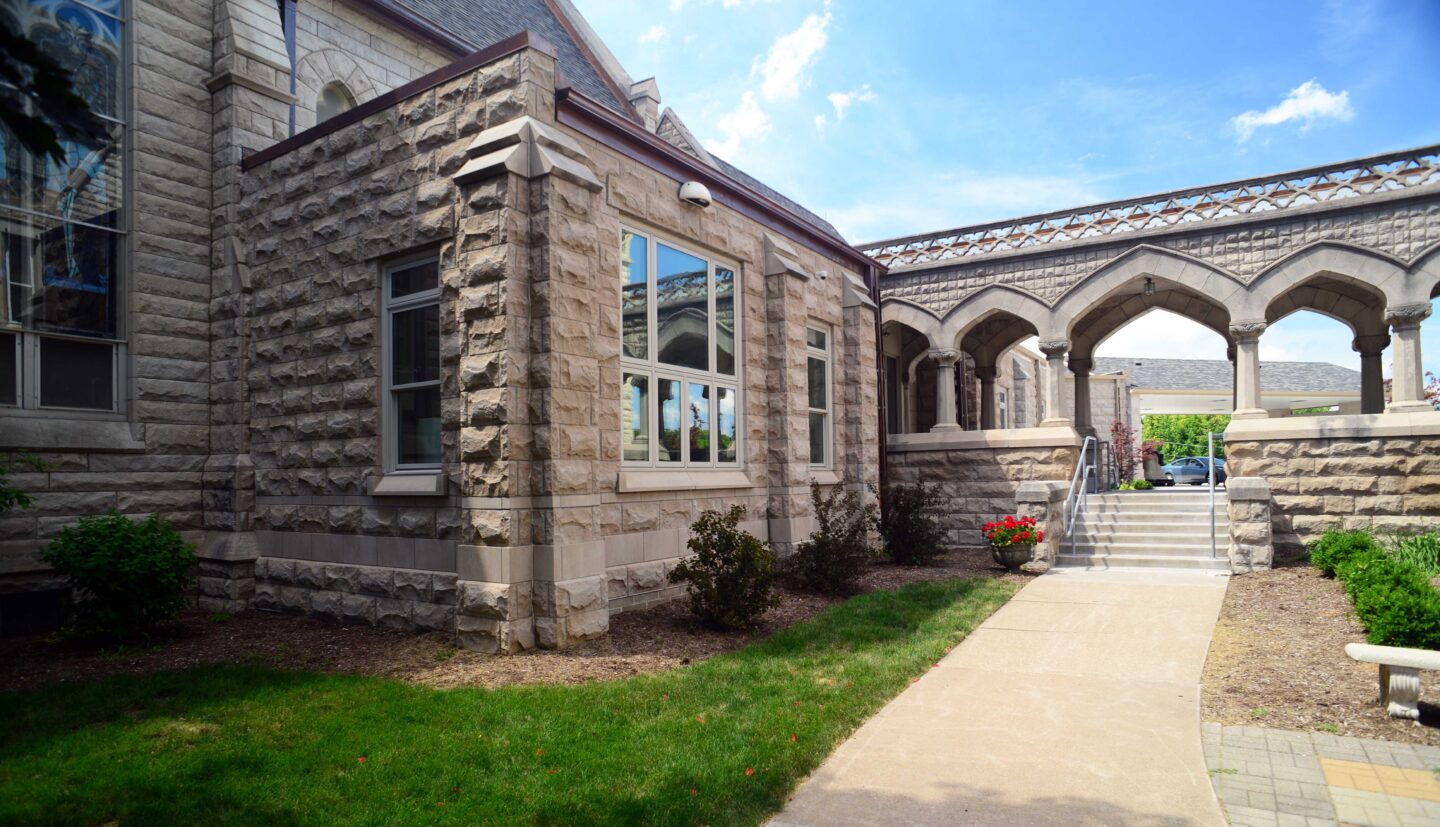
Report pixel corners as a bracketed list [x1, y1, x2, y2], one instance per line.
[1204, 724, 1440, 827]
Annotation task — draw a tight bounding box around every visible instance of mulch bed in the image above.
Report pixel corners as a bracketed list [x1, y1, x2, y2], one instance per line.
[1201, 553, 1440, 746]
[0, 550, 1029, 695]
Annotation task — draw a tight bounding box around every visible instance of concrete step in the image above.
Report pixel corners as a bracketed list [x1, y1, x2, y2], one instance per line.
[1054, 553, 1231, 571]
[1072, 530, 1224, 546]
[1067, 541, 1221, 557]
[1075, 511, 1227, 522]
[1080, 503, 1225, 516]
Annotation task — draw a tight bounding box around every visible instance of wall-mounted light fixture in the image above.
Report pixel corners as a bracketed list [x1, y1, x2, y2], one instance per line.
[1143, 277, 1156, 296]
[678, 181, 712, 208]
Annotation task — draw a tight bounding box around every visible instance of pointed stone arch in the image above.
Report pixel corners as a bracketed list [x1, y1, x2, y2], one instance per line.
[937, 284, 1053, 350]
[1242, 241, 1406, 325]
[879, 297, 943, 348]
[1409, 241, 1440, 302]
[1051, 245, 1246, 341]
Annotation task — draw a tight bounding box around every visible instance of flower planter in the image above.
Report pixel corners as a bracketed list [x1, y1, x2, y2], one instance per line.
[991, 543, 1034, 571]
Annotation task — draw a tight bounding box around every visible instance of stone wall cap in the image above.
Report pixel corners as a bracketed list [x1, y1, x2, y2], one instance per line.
[1345, 642, 1440, 670]
[888, 427, 1083, 453]
[1016, 480, 1069, 502]
[616, 468, 754, 494]
[1224, 477, 1271, 501]
[1224, 410, 1440, 442]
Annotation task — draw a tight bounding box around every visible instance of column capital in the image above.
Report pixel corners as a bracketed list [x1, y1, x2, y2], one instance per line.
[973, 365, 998, 381]
[1385, 303, 1433, 328]
[1068, 356, 1093, 375]
[1038, 339, 1069, 358]
[1352, 333, 1391, 356]
[1229, 320, 1267, 340]
[928, 348, 961, 367]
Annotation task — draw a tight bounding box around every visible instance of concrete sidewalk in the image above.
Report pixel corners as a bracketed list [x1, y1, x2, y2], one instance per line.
[772, 568, 1230, 827]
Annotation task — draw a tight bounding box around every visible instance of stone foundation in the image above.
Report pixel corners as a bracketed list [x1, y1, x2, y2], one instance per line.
[254, 558, 458, 631]
[1225, 415, 1440, 557]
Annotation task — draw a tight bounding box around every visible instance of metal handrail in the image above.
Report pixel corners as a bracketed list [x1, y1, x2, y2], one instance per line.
[1207, 431, 1224, 559]
[1064, 436, 1098, 556]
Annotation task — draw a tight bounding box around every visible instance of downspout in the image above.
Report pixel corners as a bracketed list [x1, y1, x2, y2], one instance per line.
[870, 262, 887, 512]
[282, 0, 297, 135]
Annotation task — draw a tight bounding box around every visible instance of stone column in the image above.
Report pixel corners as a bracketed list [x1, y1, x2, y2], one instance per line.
[1230, 322, 1268, 420]
[1226, 477, 1273, 573]
[1226, 344, 1237, 411]
[1039, 340, 1072, 427]
[975, 364, 998, 430]
[1069, 356, 1093, 436]
[1353, 334, 1390, 415]
[1386, 304, 1433, 413]
[930, 348, 962, 432]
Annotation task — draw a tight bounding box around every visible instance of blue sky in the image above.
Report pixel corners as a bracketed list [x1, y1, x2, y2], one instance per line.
[577, 0, 1440, 375]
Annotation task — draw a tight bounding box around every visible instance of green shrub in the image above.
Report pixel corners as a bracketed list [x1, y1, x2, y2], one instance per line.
[785, 482, 879, 594]
[669, 506, 780, 631]
[880, 481, 947, 565]
[1309, 530, 1379, 576]
[1391, 532, 1440, 577]
[1132, 480, 1154, 490]
[40, 511, 196, 637]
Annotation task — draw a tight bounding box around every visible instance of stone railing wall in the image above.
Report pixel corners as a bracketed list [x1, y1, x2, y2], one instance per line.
[1225, 415, 1440, 558]
[885, 429, 1080, 556]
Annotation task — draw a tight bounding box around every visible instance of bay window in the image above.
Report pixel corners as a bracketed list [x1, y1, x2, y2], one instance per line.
[620, 228, 740, 467]
[807, 326, 831, 467]
[384, 256, 442, 470]
[1, 0, 127, 413]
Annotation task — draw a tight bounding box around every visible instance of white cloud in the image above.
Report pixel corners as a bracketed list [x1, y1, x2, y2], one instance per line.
[704, 91, 772, 159]
[640, 24, 668, 44]
[814, 114, 828, 130]
[827, 84, 877, 121]
[1231, 80, 1354, 142]
[1094, 311, 1228, 361]
[753, 8, 832, 101]
[669, 0, 685, 9]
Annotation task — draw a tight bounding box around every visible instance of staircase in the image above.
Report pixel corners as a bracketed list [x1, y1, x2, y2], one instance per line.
[1056, 490, 1231, 571]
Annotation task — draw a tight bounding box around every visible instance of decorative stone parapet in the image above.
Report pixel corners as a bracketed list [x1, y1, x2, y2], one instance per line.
[1225, 477, 1273, 573]
[1016, 480, 1069, 570]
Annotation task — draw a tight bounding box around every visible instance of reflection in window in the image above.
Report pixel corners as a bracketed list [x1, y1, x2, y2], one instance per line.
[385, 258, 442, 468]
[807, 326, 831, 467]
[620, 229, 742, 467]
[317, 82, 356, 123]
[0, 0, 125, 412]
[655, 243, 709, 371]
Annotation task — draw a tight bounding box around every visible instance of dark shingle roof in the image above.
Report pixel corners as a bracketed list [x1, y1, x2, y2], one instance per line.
[394, 0, 626, 111]
[1093, 357, 1360, 393]
[712, 156, 844, 242]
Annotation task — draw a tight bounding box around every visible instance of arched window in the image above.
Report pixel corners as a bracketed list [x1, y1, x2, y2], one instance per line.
[316, 82, 355, 123]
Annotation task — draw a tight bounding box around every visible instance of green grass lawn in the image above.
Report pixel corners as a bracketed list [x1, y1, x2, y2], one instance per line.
[0, 577, 1015, 827]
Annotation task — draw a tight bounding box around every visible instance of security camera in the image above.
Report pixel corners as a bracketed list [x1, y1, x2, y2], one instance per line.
[678, 181, 712, 208]
[816, 270, 829, 281]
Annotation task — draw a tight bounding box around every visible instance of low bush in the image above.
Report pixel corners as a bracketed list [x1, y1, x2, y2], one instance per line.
[879, 481, 946, 565]
[669, 506, 780, 631]
[1311, 529, 1440, 650]
[785, 482, 879, 594]
[1391, 532, 1440, 577]
[1309, 530, 1378, 576]
[1132, 479, 1154, 490]
[40, 511, 196, 637]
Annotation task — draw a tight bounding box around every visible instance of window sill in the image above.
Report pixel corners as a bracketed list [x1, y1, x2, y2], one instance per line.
[616, 468, 753, 494]
[368, 472, 447, 497]
[809, 469, 841, 486]
[0, 416, 145, 452]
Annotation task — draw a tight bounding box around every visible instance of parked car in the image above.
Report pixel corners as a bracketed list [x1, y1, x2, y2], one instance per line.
[1156, 456, 1226, 486]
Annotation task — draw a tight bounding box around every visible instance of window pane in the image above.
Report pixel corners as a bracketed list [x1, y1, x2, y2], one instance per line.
[715, 265, 735, 375]
[390, 260, 439, 299]
[806, 328, 827, 350]
[809, 412, 826, 465]
[657, 378, 682, 462]
[40, 336, 112, 409]
[24, 5, 124, 118]
[622, 373, 649, 462]
[2, 125, 125, 227]
[807, 356, 828, 410]
[717, 386, 737, 464]
[2, 208, 120, 337]
[395, 386, 442, 466]
[688, 382, 711, 464]
[391, 304, 439, 386]
[621, 231, 647, 360]
[884, 356, 900, 435]
[0, 333, 15, 405]
[655, 243, 708, 371]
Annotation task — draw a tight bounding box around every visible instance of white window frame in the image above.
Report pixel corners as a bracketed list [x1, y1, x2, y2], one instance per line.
[998, 388, 1009, 429]
[806, 324, 833, 469]
[382, 254, 442, 473]
[618, 225, 743, 469]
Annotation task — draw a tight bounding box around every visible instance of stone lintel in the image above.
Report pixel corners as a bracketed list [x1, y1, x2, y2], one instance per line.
[615, 468, 753, 493]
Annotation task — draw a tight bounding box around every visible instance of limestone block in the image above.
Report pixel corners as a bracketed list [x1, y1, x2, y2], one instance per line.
[323, 564, 360, 594]
[253, 581, 281, 612]
[375, 598, 412, 630]
[627, 561, 666, 592]
[278, 585, 310, 613]
[309, 589, 343, 618]
[413, 602, 456, 632]
[339, 593, 376, 625]
[393, 569, 433, 602]
[355, 566, 395, 596]
[432, 573, 459, 605]
[607, 572, 628, 600]
[457, 580, 532, 621]
[456, 616, 534, 654]
[532, 576, 604, 618]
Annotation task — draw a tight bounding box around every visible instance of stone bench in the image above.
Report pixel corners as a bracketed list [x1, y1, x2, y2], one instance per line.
[1345, 642, 1440, 720]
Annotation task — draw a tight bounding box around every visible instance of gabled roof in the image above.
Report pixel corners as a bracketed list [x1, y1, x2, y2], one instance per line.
[1093, 357, 1360, 393]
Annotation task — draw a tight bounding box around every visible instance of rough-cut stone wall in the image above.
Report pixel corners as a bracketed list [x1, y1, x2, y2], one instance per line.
[886, 443, 1077, 552]
[883, 197, 1440, 315]
[1227, 436, 1440, 555]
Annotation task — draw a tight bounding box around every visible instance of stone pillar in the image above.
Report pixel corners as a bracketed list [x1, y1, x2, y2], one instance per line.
[1353, 334, 1390, 415]
[1386, 304, 1433, 413]
[1069, 356, 1093, 436]
[930, 348, 962, 432]
[975, 364, 998, 430]
[1226, 344, 1237, 411]
[1230, 322, 1268, 420]
[1016, 480, 1068, 571]
[1226, 477, 1273, 573]
[1039, 340, 1072, 427]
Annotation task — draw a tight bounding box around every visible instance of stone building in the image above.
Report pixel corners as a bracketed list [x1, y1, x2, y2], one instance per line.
[0, 0, 881, 646]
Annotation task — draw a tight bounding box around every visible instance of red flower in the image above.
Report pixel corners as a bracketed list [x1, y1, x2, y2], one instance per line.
[745, 767, 754, 777]
[1019, 530, 1030, 540]
[695, 715, 705, 724]
[791, 734, 797, 742]
[356, 757, 367, 763]
[1036, 531, 1044, 541]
